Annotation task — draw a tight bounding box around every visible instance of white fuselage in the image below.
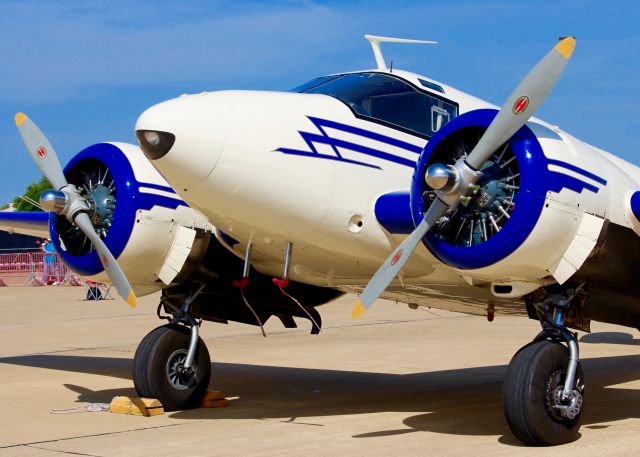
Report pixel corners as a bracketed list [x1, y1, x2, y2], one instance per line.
[135, 69, 640, 294]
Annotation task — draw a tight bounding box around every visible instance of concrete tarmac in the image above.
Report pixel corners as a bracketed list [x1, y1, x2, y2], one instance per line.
[0, 286, 639, 456]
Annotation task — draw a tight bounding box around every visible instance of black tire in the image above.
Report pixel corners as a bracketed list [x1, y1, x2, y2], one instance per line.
[133, 324, 211, 411]
[503, 340, 584, 446]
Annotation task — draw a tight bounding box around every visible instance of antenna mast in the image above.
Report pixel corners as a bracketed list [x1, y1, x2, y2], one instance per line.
[364, 35, 437, 71]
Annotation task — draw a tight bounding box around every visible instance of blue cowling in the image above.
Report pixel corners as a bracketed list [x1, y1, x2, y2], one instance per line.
[50, 143, 185, 276]
[630, 191, 640, 222]
[410, 109, 550, 270]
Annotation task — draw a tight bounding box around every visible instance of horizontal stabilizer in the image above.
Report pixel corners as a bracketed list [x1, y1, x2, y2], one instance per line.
[0, 211, 49, 238]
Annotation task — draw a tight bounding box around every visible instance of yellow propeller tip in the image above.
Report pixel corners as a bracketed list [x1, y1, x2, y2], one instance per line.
[126, 291, 137, 308]
[15, 112, 27, 127]
[555, 37, 576, 60]
[352, 298, 366, 319]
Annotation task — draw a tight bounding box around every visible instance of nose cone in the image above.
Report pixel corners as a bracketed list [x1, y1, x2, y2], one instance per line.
[135, 94, 225, 190]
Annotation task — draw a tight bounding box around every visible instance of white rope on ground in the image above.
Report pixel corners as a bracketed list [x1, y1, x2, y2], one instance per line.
[49, 403, 110, 414]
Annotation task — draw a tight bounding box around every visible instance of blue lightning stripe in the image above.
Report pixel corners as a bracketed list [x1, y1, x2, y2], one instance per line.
[277, 147, 382, 169]
[137, 182, 178, 194]
[276, 116, 424, 169]
[546, 159, 608, 186]
[138, 185, 186, 205]
[308, 117, 423, 153]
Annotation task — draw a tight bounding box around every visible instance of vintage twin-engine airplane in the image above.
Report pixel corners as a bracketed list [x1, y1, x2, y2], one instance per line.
[3, 35, 639, 446]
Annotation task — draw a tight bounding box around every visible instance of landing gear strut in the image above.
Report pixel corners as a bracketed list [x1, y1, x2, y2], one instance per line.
[133, 285, 211, 411]
[504, 285, 586, 446]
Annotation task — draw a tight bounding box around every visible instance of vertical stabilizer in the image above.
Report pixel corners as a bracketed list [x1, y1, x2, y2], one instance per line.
[364, 35, 437, 70]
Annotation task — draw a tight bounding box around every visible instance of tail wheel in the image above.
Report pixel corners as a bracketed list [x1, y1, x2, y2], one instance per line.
[133, 324, 211, 411]
[503, 340, 584, 446]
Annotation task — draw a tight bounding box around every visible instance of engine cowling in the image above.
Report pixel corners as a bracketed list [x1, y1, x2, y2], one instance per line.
[410, 109, 634, 291]
[50, 142, 211, 296]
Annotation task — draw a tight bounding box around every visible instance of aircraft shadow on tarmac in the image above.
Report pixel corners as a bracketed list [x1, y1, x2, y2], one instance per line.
[580, 331, 640, 346]
[1, 334, 639, 445]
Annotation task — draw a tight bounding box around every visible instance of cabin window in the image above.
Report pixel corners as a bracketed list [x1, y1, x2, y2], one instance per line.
[418, 78, 445, 94]
[301, 72, 458, 138]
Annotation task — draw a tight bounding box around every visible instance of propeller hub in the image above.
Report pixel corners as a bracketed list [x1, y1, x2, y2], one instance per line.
[40, 189, 67, 214]
[425, 163, 458, 192]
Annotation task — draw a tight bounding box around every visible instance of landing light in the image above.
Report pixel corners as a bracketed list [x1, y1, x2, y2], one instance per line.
[135, 130, 176, 160]
[144, 131, 160, 146]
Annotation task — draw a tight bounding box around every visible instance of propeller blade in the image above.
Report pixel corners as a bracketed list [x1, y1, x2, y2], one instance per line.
[74, 212, 137, 307]
[353, 198, 448, 318]
[14, 112, 137, 308]
[466, 37, 575, 169]
[14, 113, 69, 190]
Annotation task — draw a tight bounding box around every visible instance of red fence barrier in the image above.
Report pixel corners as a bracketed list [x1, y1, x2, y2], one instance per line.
[0, 251, 79, 286]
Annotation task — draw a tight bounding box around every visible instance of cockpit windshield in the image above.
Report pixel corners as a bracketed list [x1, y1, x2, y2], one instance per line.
[289, 75, 340, 93]
[293, 72, 458, 138]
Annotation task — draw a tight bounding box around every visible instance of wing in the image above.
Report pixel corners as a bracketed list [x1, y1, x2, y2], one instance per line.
[0, 211, 50, 238]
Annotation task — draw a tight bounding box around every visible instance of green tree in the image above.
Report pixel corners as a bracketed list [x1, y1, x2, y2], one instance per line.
[12, 177, 52, 211]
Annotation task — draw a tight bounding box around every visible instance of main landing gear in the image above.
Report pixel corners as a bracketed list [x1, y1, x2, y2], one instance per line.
[504, 285, 586, 445]
[133, 286, 211, 411]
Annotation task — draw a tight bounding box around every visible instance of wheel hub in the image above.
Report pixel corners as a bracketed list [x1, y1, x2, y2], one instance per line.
[552, 386, 583, 420]
[166, 349, 196, 391]
[545, 369, 583, 421]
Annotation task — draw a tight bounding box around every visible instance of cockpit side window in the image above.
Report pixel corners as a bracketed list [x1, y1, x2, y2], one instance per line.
[301, 72, 458, 138]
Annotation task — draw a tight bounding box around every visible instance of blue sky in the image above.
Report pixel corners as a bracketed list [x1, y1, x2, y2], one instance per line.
[0, 0, 638, 203]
